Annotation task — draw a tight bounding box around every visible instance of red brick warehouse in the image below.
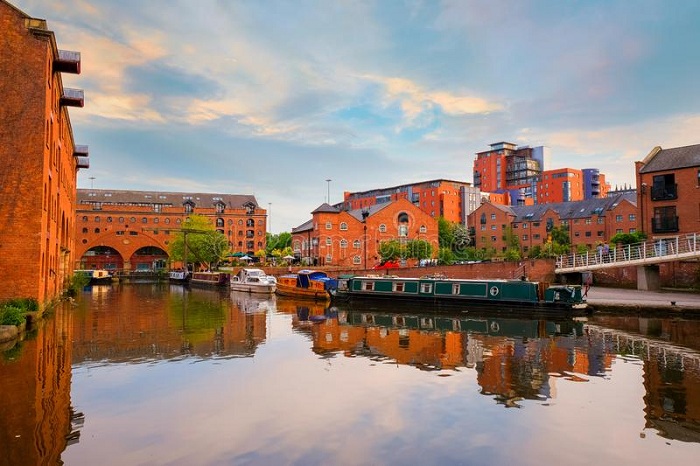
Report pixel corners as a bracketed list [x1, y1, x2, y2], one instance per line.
[0, 0, 88, 305]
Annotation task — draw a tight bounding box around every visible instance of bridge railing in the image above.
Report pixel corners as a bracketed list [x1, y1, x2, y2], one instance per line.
[556, 233, 700, 270]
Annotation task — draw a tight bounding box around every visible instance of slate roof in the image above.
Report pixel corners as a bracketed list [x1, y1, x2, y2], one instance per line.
[639, 144, 700, 173]
[77, 189, 258, 208]
[311, 203, 341, 214]
[503, 192, 637, 222]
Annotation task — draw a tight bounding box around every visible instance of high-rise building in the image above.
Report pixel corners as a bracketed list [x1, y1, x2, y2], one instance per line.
[473, 142, 544, 205]
[537, 168, 584, 203]
[0, 1, 87, 305]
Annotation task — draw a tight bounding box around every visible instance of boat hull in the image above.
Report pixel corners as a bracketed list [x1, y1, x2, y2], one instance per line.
[190, 272, 230, 288]
[231, 283, 276, 294]
[275, 284, 330, 301]
[336, 275, 587, 314]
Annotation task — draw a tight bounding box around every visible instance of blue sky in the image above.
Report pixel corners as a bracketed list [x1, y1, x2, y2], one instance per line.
[16, 0, 700, 232]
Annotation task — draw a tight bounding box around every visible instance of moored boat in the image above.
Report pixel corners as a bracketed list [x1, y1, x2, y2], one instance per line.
[334, 274, 587, 312]
[230, 268, 276, 294]
[75, 269, 113, 285]
[276, 269, 338, 301]
[190, 271, 230, 288]
[168, 269, 190, 284]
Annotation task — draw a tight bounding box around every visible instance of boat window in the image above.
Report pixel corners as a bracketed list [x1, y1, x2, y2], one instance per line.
[420, 283, 433, 293]
[393, 282, 405, 292]
[452, 283, 460, 294]
[362, 281, 374, 291]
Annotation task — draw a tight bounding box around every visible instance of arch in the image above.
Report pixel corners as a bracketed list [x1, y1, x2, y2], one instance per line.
[397, 212, 409, 224]
[130, 246, 169, 272]
[79, 246, 124, 271]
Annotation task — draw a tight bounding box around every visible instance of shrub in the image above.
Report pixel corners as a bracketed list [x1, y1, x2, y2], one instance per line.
[0, 304, 26, 326]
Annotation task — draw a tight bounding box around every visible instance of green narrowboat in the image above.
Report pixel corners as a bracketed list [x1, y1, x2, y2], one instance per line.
[336, 275, 587, 311]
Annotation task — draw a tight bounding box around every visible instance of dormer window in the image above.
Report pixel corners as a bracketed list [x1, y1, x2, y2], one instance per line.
[215, 201, 225, 214]
[183, 200, 195, 214]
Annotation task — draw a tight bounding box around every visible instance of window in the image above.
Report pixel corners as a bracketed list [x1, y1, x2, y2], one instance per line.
[326, 221, 332, 230]
[616, 215, 623, 222]
[216, 218, 224, 228]
[585, 231, 591, 237]
[629, 214, 636, 221]
[107, 217, 112, 223]
[452, 284, 460, 295]
[651, 173, 677, 200]
[340, 222, 348, 231]
[164, 218, 170, 224]
[419, 225, 427, 233]
[393, 282, 405, 292]
[142, 217, 147, 224]
[597, 231, 604, 237]
[82, 227, 88, 234]
[325, 254, 332, 263]
[522, 235, 528, 240]
[398, 225, 408, 237]
[379, 224, 387, 233]
[597, 217, 604, 224]
[491, 225, 496, 230]
[353, 240, 361, 249]
[326, 237, 331, 245]
[420, 283, 433, 293]
[652, 206, 678, 233]
[216, 203, 225, 214]
[119, 217, 125, 223]
[491, 214, 496, 220]
[523, 223, 528, 229]
[362, 281, 374, 291]
[340, 239, 348, 248]
[353, 255, 361, 264]
[94, 216, 100, 222]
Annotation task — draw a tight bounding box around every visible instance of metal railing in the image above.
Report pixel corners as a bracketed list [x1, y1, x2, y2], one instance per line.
[556, 233, 700, 273]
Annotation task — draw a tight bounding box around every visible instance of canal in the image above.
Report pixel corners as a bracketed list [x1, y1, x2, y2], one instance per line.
[2, 283, 700, 465]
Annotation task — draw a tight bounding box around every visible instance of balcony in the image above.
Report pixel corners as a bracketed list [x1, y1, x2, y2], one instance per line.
[651, 216, 679, 233]
[54, 50, 81, 74]
[651, 184, 678, 201]
[74, 145, 89, 169]
[60, 88, 84, 107]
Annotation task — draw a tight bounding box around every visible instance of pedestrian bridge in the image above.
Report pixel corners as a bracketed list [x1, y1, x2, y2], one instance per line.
[555, 233, 700, 290]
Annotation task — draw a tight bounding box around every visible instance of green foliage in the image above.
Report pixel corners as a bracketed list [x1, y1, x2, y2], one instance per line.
[576, 243, 589, 254]
[438, 217, 471, 255]
[169, 215, 229, 269]
[550, 225, 570, 246]
[378, 240, 402, 260]
[438, 247, 454, 265]
[405, 239, 433, 260]
[438, 217, 454, 249]
[266, 232, 292, 254]
[0, 298, 35, 326]
[529, 245, 542, 259]
[610, 231, 647, 245]
[66, 272, 90, 297]
[504, 248, 522, 261]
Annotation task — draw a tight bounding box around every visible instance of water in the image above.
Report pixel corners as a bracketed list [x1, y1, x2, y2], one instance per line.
[2, 283, 700, 465]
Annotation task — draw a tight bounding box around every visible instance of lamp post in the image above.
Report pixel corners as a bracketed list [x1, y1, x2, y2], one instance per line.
[89, 176, 95, 189]
[268, 202, 271, 232]
[326, 178, 331, 204]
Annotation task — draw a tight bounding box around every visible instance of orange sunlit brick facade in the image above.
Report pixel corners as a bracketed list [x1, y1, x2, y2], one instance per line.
[537, 168, 584, 203]
[75, 189, 267, 272]
[291, 198, 438, 268]
[0, 1, 87, 306]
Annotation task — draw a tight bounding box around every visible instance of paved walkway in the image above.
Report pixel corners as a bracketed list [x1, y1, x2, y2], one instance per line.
[585, 287, 700, 313]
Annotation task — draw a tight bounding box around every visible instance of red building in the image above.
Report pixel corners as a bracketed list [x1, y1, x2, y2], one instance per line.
[291, 198, 438, 268]
[75, 189, 267, 272]
[536, 168, 584, 203]
[636, 144, 700, 239]
[342, 179, 481, 225]
[0, 1, 87, 305]
[468, 192, 638, 256]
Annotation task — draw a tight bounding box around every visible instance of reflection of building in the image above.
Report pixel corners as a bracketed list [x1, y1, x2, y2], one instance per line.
[70, 286, 268, 361]
[291, 198, 438, 268]
[0, 1, 87, 305]
[314, 311, 612, 405]
[0, 304, 73, 464]
[75, 189, 267, 272]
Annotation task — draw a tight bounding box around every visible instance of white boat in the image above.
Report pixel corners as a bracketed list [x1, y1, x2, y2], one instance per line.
[169, 269, 190, 284]
[230, 268, 277, 294]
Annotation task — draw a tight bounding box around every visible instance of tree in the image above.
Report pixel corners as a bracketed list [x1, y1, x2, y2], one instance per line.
[610, 231, 647, 245]
[438, 217, 454, 249]
[378, 240, 403, 261]
[503, 225, 521, 261]
[405, 239, 433, 260]
[266, 232, 292, 255]
[438, 247, 454, 265]
[169, 215, 229, 269]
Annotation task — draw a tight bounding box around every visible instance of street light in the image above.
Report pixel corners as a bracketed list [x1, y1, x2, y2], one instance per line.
[326, 179, 331, 204]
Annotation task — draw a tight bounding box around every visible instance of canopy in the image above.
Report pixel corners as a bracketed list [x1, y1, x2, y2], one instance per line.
[283, 255, 295, 260]
[240, 255, 252, 261]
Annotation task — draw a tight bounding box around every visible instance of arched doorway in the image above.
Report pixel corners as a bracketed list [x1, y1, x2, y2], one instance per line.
[80, 246, 123, 271]
[130, 246, 169, 272]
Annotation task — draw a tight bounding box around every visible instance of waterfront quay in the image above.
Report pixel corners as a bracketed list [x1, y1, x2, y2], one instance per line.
[585, 286, 700, 315]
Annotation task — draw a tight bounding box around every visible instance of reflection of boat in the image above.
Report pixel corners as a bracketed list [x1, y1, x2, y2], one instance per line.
[276, 270, 337, 301]
[334, 275, 587, 312]
[230, 268, 276, 294]
[169, 269, 190, 284]
[338, 308, 584, 338]
[190, 271, 230, 287]
[75, 269, 113, 285]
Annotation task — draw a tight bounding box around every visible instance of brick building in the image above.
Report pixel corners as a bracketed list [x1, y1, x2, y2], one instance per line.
[536, 168, 585, 203]
[0, 1, 87, 305]
[468, 192, 637, 256]
[75, 189, 267, 271]
[636, 144, 700, 238]
[341, 179, 481, 225]
[291, 198, 438, 268]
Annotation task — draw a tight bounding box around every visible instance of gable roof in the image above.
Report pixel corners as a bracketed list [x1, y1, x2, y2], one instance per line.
[506, 192, 636, 222]
[77, 189, 258, 208]
[639, 144, 700, 173]
[311, 203, 340, 214]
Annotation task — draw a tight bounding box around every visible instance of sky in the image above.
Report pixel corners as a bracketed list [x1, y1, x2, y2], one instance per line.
[14, 0, 700, 233]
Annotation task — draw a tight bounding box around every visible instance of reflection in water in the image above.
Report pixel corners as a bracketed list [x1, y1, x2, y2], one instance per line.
[1, 287, 700, 465]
